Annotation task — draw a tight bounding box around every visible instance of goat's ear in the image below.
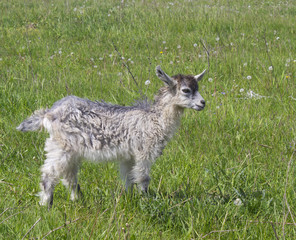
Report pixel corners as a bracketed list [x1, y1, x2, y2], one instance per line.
[155, 66, 176, 87]
[194, 69, 207, 82]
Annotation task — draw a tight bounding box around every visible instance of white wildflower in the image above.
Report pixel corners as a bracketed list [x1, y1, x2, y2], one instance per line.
[276, 36, 280, 40]
[170, 61, 173, 64]
[245, 90, 268, 99]
[240, 88, 244, 92]
[208, 78, 213, 82]
[74, 7, 77, 11]
[145, 80, 151, 86]
[268, 66, 273, 71]
[193, 43, 197, 47]
[215, 37, 220, 41]
[99, 57, 103, 60]
[243, 62, 247, 67]
[177, 45, 181, 49]
[234, 198, 242, 206]
[93, 65, 97, 68]
[163, 41, 166, 44]
[247, 75, 252, 80]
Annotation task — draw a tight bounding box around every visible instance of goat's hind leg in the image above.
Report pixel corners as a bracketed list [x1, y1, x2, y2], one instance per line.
[39, 157, 60, 208]
[39, 138, 66, 208]
[39, 171, 58, 208]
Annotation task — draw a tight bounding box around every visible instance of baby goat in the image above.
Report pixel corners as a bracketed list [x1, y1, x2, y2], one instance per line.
[17, 66, 206, 207]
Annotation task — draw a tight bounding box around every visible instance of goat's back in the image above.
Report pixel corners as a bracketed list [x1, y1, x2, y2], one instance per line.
[44, 96, 158, 158]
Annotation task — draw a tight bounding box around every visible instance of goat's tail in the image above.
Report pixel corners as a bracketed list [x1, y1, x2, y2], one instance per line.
[16, 109, 48, 132]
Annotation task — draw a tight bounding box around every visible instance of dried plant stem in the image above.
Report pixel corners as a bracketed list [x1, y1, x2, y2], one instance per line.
[104, 188, 125, 240]
[263, 31, 276, 82]
[112, 41, 144, 97]
[89, 208, 110, 240]
[271, 222, 279, 240]
[200, 39, 210, 71]
[0, 208, 9, 218]
[282, 151, 296, 239]
[282, 212, 289, 240]
[201, 229, 238, 239]
[249, 220, 295, 226]
[0, 210, 25, 225]
[42, 217, 82, 239]
[168, 198, 192, 210]
[21, 217, 42, 240]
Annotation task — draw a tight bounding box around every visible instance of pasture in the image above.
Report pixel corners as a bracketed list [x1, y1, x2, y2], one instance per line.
[0, 0, 296, 239]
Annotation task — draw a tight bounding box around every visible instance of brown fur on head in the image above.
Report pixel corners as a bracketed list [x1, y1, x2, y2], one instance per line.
[172, 74, 199, 93]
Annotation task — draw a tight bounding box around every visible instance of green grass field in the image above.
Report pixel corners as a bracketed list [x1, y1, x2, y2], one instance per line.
[1, 0, 296, 239]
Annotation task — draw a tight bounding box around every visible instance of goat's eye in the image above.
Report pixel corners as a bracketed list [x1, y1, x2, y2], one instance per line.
[182, 88, 191, 94]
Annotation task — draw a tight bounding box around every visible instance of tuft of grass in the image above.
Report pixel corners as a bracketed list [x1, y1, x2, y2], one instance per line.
[1, 0, 296, 239]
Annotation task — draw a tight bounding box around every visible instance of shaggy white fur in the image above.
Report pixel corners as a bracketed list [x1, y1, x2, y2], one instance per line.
[17, 66, 206, 207]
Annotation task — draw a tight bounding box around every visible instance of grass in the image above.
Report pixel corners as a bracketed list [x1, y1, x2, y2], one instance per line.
[0, 0, 296, 239]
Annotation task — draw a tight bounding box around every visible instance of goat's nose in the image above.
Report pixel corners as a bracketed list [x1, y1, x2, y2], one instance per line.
[200, 100, 206, 106]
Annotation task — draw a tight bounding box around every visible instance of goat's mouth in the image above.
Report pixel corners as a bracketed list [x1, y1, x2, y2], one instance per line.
[192, 105, 205, 111]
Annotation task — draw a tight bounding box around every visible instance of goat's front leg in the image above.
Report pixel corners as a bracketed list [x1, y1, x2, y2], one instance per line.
[131, 158, 151, 193]
[61, 175, 83, 201]
[120, 160, 135, 193]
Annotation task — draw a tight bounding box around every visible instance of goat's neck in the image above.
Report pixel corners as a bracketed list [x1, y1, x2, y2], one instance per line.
[153, 100, 184, 136]
[162, 104, 184, 125]
[152, 88, 185, 136]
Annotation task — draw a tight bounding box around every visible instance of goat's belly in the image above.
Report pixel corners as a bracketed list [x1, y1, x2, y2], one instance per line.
[83, 147, 132, 162]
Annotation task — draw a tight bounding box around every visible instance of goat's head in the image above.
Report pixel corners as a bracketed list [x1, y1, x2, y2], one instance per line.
[155, 66, 206, 111]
